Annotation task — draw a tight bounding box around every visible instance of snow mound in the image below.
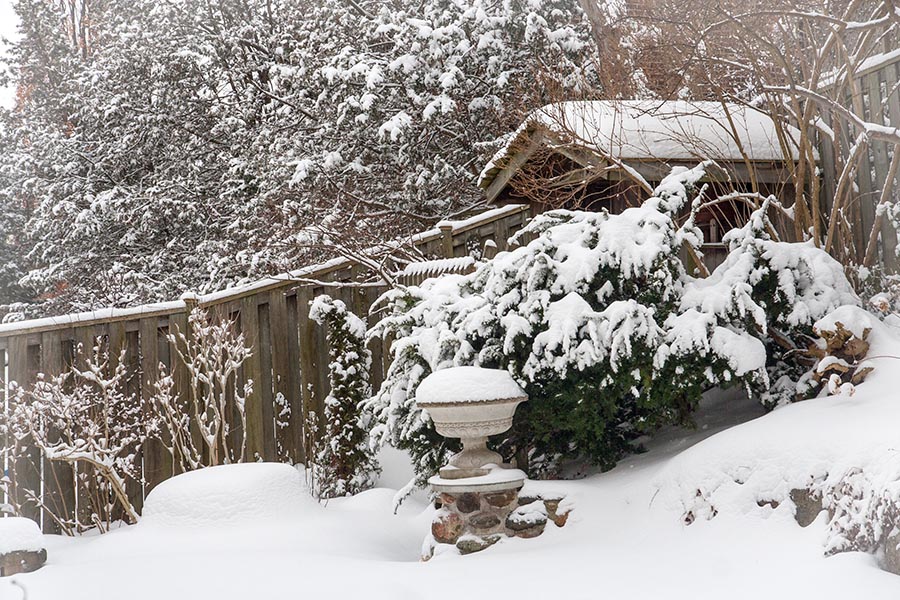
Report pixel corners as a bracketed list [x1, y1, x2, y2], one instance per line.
[0, 517, 44, 554]
[653, 309, 900, 524]
[415, 366, 525, 404]
[141, 463, 316, 528]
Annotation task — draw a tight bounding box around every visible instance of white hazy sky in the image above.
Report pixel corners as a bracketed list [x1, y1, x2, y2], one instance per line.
[0, 0, 19, 109]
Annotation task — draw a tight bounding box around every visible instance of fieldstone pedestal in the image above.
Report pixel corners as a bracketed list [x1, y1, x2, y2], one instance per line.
[423, 465, 570, 559]
[414, 367, 571, 559]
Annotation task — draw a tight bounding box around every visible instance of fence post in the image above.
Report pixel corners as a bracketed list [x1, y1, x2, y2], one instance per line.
[240, 295, 267, 462]
[440, 224, 454, 258]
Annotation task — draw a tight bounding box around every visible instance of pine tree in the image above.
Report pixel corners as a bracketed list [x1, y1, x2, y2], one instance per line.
[1, 0, 604, 315]
[309, 294, 380, 498]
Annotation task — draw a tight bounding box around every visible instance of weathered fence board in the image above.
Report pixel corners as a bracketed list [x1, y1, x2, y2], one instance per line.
[820, 53, 900, 270]
[0, 349, 6, 515]
[884, 61, 900, 271]
[295, 285, 317, 447]
[240, 295, 266, 462]
[8, 336, 40, 523]
[283, 292, 304, 464]
[268, 290, 296, 462]
[38, 330, 75, 534]
[123, 329, 143, 515]
[256, 301, 276, 462]
[139, 318, 172, 493]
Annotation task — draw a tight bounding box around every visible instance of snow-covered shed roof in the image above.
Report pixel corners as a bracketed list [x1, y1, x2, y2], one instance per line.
[479, 100, 802, 198]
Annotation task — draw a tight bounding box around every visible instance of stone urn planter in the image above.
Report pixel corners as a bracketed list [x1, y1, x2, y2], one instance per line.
[416, 366, 527, 480]
[417, 366, 539, 557]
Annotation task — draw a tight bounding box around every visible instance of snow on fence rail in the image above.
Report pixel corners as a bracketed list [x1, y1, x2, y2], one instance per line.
[0, 204, 530, 532]
[818, 51, 900, 270]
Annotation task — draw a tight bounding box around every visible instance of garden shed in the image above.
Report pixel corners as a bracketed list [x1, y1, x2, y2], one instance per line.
[479, 100, 804, 270]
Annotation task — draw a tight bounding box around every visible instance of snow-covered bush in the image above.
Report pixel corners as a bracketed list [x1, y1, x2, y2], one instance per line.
[308, 295, 379, 498]
[855, 265, 900, 317]
[682, 198, 859, 408]
[367, 165, 769, 482]
[1, 344, 145, 533]
[822, 449, 900, 564]
[141, 463, 314, 529]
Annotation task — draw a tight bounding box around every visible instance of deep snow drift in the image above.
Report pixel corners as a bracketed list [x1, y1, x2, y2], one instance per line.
[141, 462, 315, 529]
[4, 315, 900, 599]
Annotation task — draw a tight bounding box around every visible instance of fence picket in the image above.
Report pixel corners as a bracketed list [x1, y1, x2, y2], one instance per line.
[287, 293, 305, 464]
[39, 330, 75, 533]
[8, 336, 41, 523]
[123, 328, 144, 515]
[0, 349, 6, 516]
[296, 286, 317, 449]
[269, 290, 298, 463]
[240, 296, 267, 461]
[257, 301, 276, 462]
[883, 63, 900, 271]
[140, 317, 170, 493]
[167, 311, 193, 472]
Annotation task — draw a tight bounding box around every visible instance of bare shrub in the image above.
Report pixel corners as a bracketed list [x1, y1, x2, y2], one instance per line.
[2, 344, 144, 534]
[150, 307, 254, 470]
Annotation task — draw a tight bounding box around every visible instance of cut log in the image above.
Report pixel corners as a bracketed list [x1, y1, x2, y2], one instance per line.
[851, 367, 875, 385]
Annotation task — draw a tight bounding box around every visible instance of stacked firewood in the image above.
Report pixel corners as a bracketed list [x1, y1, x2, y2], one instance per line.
[809, 320, 874, 394]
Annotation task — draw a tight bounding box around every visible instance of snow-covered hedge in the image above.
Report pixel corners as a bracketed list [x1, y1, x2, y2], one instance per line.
[683, 197, 859, 407]
[368, 165, 854, 483]
[366, 166, 859, 484]
[141, 463, 312, 529]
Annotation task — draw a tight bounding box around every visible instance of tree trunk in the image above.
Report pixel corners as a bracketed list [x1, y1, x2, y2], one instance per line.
[577, 0, 609, 63]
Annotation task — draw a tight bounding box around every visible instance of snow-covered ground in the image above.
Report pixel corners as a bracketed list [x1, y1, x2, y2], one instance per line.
[4, 315, 900, 599]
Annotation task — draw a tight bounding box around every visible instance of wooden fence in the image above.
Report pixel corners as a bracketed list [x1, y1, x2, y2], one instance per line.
[0, 204, 531, 532]
[819, 50, 900, 270]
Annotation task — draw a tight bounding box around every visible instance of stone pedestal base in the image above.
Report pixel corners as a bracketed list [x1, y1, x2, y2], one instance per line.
[424, 482, 571, 559]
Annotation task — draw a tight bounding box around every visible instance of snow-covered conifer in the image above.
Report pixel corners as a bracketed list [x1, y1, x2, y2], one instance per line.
[681, 198, 859, 407]
[0, 0, 603, 315]
[309, 295, 379, 498]
[367, 165, 768, 482]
